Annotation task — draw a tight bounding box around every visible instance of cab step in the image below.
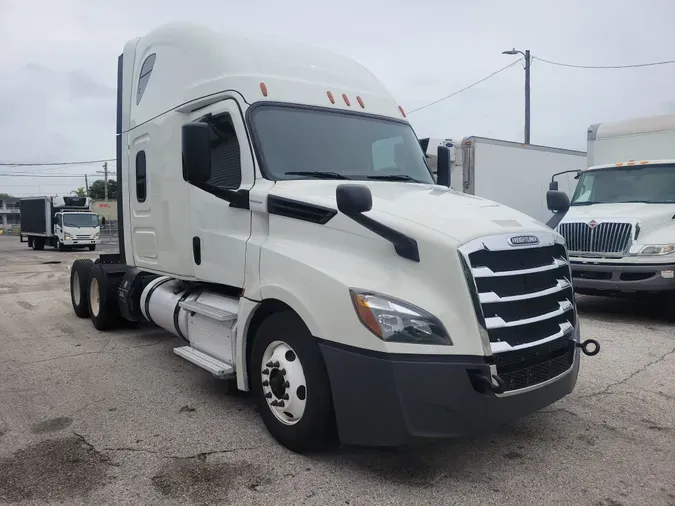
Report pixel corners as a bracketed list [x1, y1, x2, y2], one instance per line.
[173, 346, 235, 378]
[179, 299, 237, 322]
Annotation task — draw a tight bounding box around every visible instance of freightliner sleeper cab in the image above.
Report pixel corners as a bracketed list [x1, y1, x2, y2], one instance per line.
[68, 22, 599, 452]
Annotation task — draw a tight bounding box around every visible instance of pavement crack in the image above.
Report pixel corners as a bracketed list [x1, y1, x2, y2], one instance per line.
[130, 339, 172, 348]
[23, 350, 109, 365]
[579, 345, 675, 400]
[103, 446, 160, 455]
[171, 444, 270, 460]
[96, 443, 270, 459]
[73, 431, 97, 451]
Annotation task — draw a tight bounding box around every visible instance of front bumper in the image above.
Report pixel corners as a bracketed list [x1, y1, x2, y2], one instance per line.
[63, 239, 101, 246]
[318, 334, 580, 447]
[570, 260, 675, 293]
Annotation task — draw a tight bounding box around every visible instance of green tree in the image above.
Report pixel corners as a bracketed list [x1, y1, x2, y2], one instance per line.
[0, 193, 13, 198]
[74, 186, 87, 197]
[88, 179, 117, 200]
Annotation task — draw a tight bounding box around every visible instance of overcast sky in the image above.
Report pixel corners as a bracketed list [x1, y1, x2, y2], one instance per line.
[1, 0, 674, 196]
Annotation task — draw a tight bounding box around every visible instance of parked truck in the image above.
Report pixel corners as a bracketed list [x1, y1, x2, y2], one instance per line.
[20, 195, 101, 251]
[421, 136, 586, 223]
[67, 22, 599, 453]
[551, 113, 675, 307]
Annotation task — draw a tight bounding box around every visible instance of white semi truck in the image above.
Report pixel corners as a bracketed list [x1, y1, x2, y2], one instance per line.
[551, 114, 675, 307]
[421, 137, 585, 223]
[68, 22, 599, 453]
[20, 195, 101, 251]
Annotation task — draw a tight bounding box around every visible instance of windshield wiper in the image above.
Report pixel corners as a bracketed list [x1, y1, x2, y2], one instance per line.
[284, 171, 351, 180]
[570, 201, 609, 206]
[367, 174, 423, 183]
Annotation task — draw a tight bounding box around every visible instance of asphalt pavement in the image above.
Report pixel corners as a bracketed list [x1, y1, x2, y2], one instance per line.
[0, 236, 673, 505]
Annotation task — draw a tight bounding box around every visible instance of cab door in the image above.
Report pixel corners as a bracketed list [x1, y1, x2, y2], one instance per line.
[187, 99, 255, 287]
[54, 214, 62, 237]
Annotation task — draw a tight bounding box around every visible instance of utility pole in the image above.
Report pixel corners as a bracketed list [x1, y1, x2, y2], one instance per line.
[96, 162, 109, 201]
[502, 48, 531, 144]
[84, 174, 89, 195]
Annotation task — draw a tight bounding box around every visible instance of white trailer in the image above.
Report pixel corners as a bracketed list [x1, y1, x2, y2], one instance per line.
[554, 114, 675, 307]
[421, 137, 585, 223]
[66, 22, 599, 453]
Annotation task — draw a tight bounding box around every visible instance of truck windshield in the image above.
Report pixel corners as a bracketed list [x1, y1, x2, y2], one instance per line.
[571, 163, 675, 205]
[62, 213, 99, 227]
[248, 104, 434, 183]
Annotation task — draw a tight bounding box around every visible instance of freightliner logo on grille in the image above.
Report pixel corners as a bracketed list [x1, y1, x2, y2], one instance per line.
[508, 235, 540, 247]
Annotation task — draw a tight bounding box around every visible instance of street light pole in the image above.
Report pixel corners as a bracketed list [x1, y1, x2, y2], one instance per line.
[502, 48, 531, 144]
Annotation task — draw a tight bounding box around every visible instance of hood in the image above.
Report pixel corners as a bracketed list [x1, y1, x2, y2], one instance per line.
[269, 180, 551, 244]
[564, 202, 675, 232]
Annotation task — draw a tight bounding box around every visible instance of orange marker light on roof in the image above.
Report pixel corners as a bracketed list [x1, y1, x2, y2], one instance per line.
[356, 96, 365, 108]
[342, 93, 351, 106]
[327, 91, 335, 104]
[640, 160, 649, 164]
[260, 82, 268, 97]
[627, 161, 635, 166]
[398, 105, 406, 117]
[615, 162, 623, 166]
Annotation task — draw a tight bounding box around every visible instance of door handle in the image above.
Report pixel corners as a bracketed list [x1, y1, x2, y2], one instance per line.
[192, 236, 201, 265]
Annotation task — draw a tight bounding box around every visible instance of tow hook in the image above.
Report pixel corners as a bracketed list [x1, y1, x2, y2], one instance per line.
[577, 339, 600, 357]
[471, 371, 506, 395]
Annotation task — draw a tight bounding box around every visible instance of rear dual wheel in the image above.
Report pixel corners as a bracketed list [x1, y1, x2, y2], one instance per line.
[88, 264, 123, 331]
[70, 259, 94, 318]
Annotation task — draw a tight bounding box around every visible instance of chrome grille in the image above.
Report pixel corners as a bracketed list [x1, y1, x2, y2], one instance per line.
[460, 232, 576, 392]
[557, 222, 632, 254]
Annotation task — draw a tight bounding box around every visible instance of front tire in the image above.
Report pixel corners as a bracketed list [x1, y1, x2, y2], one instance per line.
[250, 311, 337, 453]
[89, 245, 96, 251]
[70, 259, 94, 318]
[88, 264, 122, 331]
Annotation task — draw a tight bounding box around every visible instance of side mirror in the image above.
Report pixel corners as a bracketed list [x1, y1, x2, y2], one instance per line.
[182, 122, 211, 184]
[436, 145, 451, 187]
[336, 184, 373, 215]
[547, 190, 570, 213]
[549, 180, 559, 191]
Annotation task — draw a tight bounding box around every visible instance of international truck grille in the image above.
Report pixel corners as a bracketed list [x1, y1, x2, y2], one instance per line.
[460, 232, 577, 390]
[557, 222, 632, 255]
[492, 337, 575, 391]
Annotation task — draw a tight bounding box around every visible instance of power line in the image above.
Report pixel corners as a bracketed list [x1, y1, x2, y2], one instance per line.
[533, 56, 675, 69]
[0, 158, 115, 167]
[0, 173, 103, 178]
[407, 59, 522, 114]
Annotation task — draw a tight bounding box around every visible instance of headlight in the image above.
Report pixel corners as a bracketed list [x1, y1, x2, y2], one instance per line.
[65, 234, 71, 240]
[635, 244, 675, 256]
[94, 234, 100, 239]
[349, 290, 452, 345]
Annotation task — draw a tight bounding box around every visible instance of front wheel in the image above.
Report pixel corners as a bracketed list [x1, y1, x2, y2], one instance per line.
[250, 311, 337, 453]
[89, 245, 96, 251]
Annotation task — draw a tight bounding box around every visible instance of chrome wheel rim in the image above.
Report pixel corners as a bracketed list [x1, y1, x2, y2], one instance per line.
[261, 340, 307, 425]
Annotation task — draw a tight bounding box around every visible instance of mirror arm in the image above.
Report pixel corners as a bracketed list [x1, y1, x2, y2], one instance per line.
[345, 211, 420, 262]
[546, 209, 568, 229]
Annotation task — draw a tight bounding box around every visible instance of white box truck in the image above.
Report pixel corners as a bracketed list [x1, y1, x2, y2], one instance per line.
[552, 114, 675, 308]
[421, 137, 585, 223]
[19, 195, 102, 251]
[66, 22, 599, 453]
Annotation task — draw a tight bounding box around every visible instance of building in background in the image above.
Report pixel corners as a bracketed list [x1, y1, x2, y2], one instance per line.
[0, 197, 21, 230]
[90, 200, 118, 223]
